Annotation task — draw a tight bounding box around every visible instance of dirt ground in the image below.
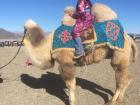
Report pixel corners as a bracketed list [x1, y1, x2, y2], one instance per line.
[0, 42, 140, 105]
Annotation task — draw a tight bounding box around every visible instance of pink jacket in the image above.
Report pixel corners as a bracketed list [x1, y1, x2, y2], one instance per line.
[72, 0, 93, 39]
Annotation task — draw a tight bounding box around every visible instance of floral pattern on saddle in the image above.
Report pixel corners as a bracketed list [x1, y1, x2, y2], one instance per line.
[94, 19, 125, 49]
[53, 24, 75, 51]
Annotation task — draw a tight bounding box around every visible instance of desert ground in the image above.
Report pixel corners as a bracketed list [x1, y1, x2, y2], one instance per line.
[0, 42, 139, 105]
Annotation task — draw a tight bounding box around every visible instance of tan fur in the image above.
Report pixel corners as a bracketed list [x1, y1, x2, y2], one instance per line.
[62, 14, 76, 26]
[129, 36, 138, 62]
[62, 6, 76, 26]
[23, 23, 54, 69]
[92, 3, 117, 22]
[23, 4, 138, 105]
[26, 26, 45, 46]
[24, 19, 38, 29]
[64, 6, 75, 15]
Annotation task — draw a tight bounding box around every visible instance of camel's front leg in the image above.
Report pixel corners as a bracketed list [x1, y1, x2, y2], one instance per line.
[58, 63, 76, 105]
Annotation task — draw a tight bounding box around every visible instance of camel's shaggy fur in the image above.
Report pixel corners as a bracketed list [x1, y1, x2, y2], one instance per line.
[92, 3, 117, 22]
[23, 3, 138, 105]
[64, 6, 75, 15]
[24, 19, 37, 29]
[61, 14, 76, 26]
[62, 6, 76, 26]
[23, 20, 54, 69]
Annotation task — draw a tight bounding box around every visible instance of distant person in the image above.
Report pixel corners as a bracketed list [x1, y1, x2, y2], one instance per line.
[69, 0, 94, 59]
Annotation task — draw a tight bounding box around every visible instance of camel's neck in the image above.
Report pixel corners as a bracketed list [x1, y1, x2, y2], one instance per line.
[23, 31, 54, 69]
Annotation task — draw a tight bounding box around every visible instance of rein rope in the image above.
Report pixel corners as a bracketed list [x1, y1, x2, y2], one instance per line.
[0, 33, 26, 69]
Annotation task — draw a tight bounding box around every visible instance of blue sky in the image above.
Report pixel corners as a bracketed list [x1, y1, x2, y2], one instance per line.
[0, 0, 140, 33]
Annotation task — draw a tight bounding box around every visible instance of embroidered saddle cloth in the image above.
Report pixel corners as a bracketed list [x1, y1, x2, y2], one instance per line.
[53, 24, 75, 51]
[53, 20, 125, 52]
[94, 19, 125, 49]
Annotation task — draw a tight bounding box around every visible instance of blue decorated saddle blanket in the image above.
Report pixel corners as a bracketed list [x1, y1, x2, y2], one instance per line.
[53, 24, 75, 50]
[94, 19, 124, 49]
[53, 20, 125, 52]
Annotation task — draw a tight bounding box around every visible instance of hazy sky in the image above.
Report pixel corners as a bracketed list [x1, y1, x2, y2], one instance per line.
[0, 0, 140, 33]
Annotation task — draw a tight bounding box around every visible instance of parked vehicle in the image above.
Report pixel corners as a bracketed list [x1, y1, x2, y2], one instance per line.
[128, 34, 140, 40]
[0, 40, 23, 47]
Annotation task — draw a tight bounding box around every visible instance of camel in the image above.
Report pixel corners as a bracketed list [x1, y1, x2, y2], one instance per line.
[23, 3, 138, 105]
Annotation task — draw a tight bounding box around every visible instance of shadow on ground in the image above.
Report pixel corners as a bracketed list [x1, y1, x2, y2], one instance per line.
[21, 72, 113, 105]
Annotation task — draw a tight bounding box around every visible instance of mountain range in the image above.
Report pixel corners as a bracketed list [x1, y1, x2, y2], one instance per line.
[0, 28, 51, 39]
[0, 28, 22, 39]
